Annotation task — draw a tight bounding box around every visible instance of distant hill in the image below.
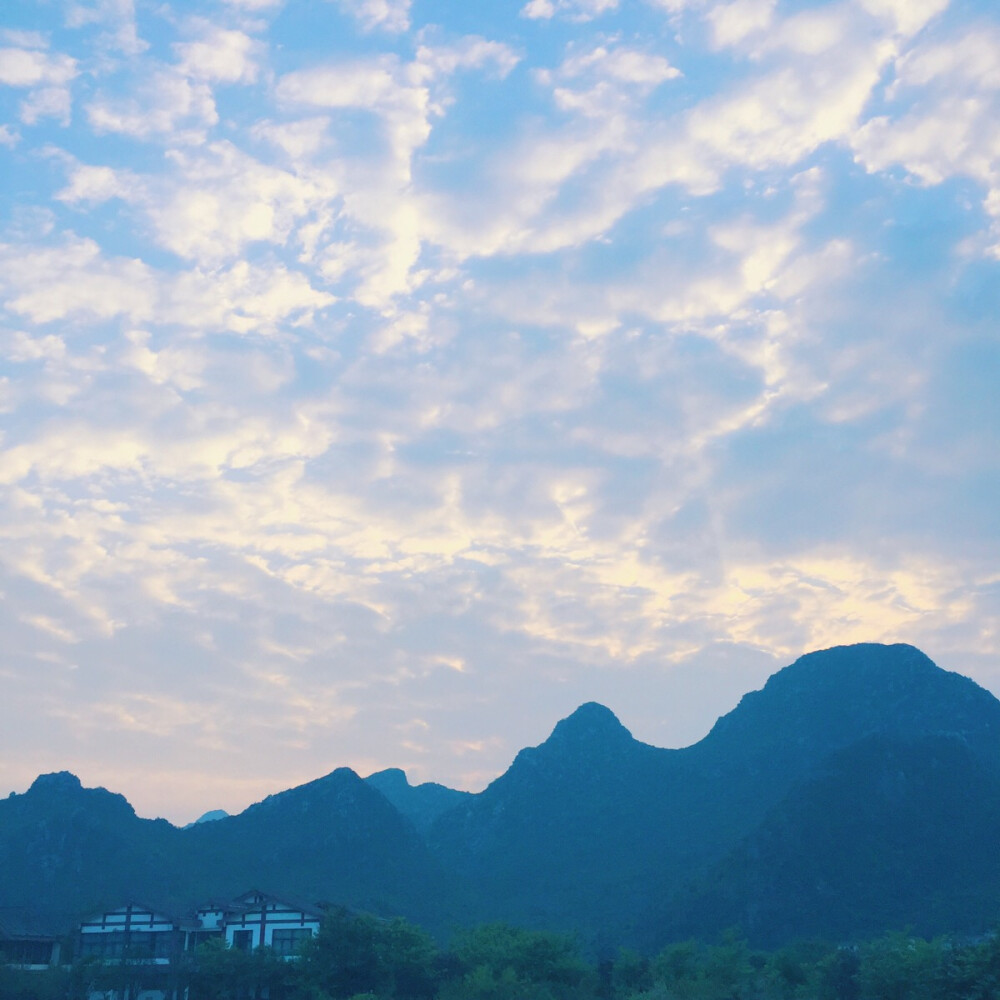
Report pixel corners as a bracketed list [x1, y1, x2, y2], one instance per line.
[184, 809, 229, 828]
[426, 644, 1000, 945]
[3, 643, 1000, 950]
[180, 767, 459, 929]
[0, 768, 457, 933]
[670, 733, 1000, 946]
[0, 772, 188, 930]
[364, 768, 471, 833]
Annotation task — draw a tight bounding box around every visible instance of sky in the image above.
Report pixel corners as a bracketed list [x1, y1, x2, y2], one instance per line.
[1, 0, 998, 825]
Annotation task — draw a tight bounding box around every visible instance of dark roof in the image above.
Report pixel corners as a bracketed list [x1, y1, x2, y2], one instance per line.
[0, 908, 59, 940]
[78, 902, 183, 926]
[224, 889, 325, 920]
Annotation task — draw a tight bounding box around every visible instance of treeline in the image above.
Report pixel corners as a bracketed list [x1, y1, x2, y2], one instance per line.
[4, 910, 1000, 1000]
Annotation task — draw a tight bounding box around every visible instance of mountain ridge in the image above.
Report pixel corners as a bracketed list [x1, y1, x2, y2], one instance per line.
[5, 642, 1000, 949]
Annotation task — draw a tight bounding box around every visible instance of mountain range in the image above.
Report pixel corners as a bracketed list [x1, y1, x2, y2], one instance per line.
[4, 642, 1000, 950]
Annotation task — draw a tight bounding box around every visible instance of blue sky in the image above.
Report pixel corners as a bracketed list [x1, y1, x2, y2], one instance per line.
[1, 0, 998, 823]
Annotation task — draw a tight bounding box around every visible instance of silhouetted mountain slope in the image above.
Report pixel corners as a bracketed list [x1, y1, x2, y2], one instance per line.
[4, 643, 1000, 949]
[428, 704, 703, 939]
[180, 767, 460, 929]
[364, 768, 471, 833]
[698, 643, 1000, 769]
[670, 734, 1000, 947]
[0, 769, 458, 933]
[0, 772, 188, 929]
[427, 644, 1000, 944]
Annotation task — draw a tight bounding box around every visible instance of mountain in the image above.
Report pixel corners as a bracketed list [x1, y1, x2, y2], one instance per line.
[364, 768, 471, 833]
[0, 768, 457, 934]
[185, 809, 229, 828]
[0, 772, 188, 929]
[427, 703, 681, 938]
[4, 643, 1000, 950]
[671, 733, 1000, 946]
[180, 767, 459, 928]
[427, 644, 1000, 945]
[697, 643, 1000, 770]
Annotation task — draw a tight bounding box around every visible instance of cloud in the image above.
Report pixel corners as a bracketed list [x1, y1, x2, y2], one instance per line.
[174, 23, 263, 84]
[64, 0, 146, 55]
[521, 0, 620, 21]
[0, 47, 77, 87]
[0, 45, 77, 125]
[55, 162, 138, 204]
[1, 0, 999, 819]
[707, 0, 777, 48]
[86, 68, 218, 140]
[0, 234, 333, 332]
[334, 0, 412, 34]
[143, 142, 331, 264]
[851, 25, 1000, 251]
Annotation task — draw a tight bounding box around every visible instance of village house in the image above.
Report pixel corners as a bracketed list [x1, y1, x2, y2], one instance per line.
[218, 890, 322, 956]
[74, 890, 322, 961]
[66, 891, 323, 1000]
[1, 890, 324, 1000]
[0, 908, 61, 969]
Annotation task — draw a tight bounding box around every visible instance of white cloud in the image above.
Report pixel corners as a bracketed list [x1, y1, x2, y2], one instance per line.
[521, 0, 619, 21]
[852, 26, 1000, 251]
[1, 0, 999, 820]
[86, 68, 217, 140]
[335, 0, 412, 34]
[2, 331, 67, 363]
[0, 48, 77, 87]
[0, 236, 156, 324]
[143, 142, 330, 264]
[0, 234, 334, 332]
[174, 24, 263, 84]
[414, 37, 520, 81]
[20, 87, 73, 125]
[64, 0, 145, 55]
[222, 0, 283, 9]
[855, 0, 949, 38]
[707, 0, 777, 48]
[56, 162, 138, 204]
[252, 117, 331, 160]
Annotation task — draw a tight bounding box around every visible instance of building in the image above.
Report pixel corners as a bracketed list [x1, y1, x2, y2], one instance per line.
[70, 892, 323, 999]
[77, 903, 183, 964]
[218, 890, 322, 957]
[75, 891, 322, 961]
[0, 908, 61, 969]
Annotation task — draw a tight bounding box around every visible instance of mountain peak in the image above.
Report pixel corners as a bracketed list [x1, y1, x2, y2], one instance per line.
[28, 772, 83, 794]
[553, 701, 627, 733]
[545, 702, 634, 751]
[366, 767, 410, 792]
[701, 642, 1000, 765]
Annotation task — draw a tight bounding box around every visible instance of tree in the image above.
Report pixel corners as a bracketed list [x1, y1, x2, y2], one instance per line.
[298, 907, 438, 1000]
[441, 923, 596, 1000]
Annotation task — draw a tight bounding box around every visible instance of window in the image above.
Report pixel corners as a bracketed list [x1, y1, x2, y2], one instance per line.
[1, 940, 53, 965]
[269, 928, 313, 957]
[231, 930, 253, 952]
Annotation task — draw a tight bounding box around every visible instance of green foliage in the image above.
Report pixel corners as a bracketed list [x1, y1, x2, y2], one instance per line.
[611, 948, 653, 997]
[187, 936, 296, 1000]
[12, 916, 1000, 1000]
[441, 923, 596, 1000]
[298, 907, 439, 1000]
[0, 965, 70, 1000]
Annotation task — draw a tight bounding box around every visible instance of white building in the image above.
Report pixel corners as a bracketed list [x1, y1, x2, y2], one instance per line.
[76, 891, 322, 964]
[77, 904, 181, 964]
[220, 890, 322, 956]
[70, 891, 323, 999]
